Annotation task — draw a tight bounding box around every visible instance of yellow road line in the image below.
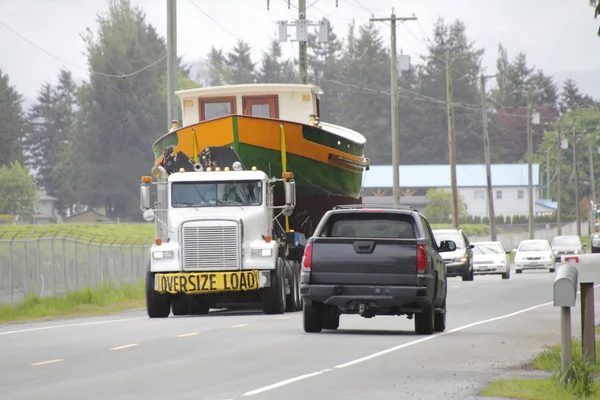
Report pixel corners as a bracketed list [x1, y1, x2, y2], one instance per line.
[177, 332, 200, 337]
[31, 359, 64, 366]
[274, 316, 290, 320]
[110, 343, 139, 351]
[230, 324, 248, 328]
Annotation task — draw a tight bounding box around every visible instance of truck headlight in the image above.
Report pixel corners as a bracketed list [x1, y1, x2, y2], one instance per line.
[153, 251, 174, 259]
[252, 248, 272, 257]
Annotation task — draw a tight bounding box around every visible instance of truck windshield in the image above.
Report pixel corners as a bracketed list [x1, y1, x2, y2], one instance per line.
[323, 213, 416, 239]
[171, 180, 263, 207]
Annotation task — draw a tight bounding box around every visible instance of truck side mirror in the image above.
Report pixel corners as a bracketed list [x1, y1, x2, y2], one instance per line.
[140, 183, 151, 210]
[285, 180, 296, 206]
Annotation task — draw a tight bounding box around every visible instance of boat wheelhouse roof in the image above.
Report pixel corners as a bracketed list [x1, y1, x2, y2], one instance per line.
[175, 83, 366, 145]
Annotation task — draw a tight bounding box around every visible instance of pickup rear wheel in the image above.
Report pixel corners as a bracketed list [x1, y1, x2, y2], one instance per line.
[415, 306, 435, 335]
[322, 311, 340, 330]
[263, 257, 287, 315]
[303, 302, 323, 333]
[434, 299, 446, 332]
[146, 270, 171, 318]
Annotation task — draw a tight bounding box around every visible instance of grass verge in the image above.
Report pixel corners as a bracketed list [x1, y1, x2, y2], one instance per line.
[0, 281, 145, 324]
[0, 223, 154, 244]
[481, 339, 600, 399]
[430, 223, 490, 236]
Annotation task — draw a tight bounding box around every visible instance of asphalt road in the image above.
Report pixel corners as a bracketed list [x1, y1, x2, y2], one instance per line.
[1, 267, 599, 400]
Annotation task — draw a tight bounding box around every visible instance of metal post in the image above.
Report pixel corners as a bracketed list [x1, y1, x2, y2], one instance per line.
[574, 127, 582, 237]
[166, 0, 179, 127]
[62, 236, 67, 292]
[9, 239, 14, 304]
[581, 283, 596, 364]
[446, 48, 459, 228]
[23, 240, 28, 294]
[546, 149, 551, 200]
[36, 237, 41, 294]
[589, 136, 596, 205]
[557, 123, 563, 235]
[51, 235, 56, 296]
[481, 74, 496, 240]
[527, 88, 534, 239]
[561, 306, 572, 376]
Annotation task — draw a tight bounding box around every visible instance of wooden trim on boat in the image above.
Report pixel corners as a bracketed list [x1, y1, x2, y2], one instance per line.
[198, 96, 237, 121]
[328, 153, 370, 170]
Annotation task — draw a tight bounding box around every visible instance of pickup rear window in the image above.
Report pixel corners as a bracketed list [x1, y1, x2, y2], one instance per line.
[319, 213, 417, 239]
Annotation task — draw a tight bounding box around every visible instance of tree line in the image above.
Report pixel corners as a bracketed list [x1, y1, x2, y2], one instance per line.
[0, 0, 597, 222]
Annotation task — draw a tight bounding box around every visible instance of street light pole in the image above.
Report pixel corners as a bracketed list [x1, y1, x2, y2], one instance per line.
[527, 88, 534, 239]
[574, 126, 582, 237]
[480, 74, 496, 240]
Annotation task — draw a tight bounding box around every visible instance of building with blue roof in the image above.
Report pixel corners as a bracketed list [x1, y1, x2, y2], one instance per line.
[361, 164, 557, 218]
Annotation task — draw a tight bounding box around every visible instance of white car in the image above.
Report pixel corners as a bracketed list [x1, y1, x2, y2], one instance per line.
[471, 241, 511, 279]
[513, 239, 555, 274]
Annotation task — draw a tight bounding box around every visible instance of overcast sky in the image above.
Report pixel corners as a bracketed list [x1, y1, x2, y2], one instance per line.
[1, 0, 599, 104]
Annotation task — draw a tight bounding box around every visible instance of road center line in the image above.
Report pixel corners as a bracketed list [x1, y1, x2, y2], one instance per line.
[31, 359, 64, 366]
[110, 343, 139, 351]
[0, 317, 147, 336]
[177, 332, 200, 337]
[242, 284, 600, 396]
[230, 324, 248, 328]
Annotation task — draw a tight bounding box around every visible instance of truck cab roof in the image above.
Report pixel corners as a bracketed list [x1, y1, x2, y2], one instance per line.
[168, 169, 269, 183]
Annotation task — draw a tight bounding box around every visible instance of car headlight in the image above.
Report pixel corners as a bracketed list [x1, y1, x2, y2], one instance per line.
[574, 250, 579, 254]
[153, 251, 174, 259]
[252, 248, 272, 257]
[460, 257, 468, 263]
[553, 249, 558, 254]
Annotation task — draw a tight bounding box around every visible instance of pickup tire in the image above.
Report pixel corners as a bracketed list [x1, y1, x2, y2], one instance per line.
[263, 257, 286, 315]
[462, 266, 474, 281]
[322, 311, 340, 330]
[146, 270, 171, 318]
[434, 299, 446, 332]
[414, 306, 435, 335]
[303, 302, 323, 333]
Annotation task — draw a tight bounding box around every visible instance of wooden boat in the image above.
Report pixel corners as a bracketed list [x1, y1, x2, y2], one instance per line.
[152, 83, 369, 236]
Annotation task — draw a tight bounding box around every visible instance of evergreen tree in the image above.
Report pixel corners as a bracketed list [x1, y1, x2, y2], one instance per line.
[224, 40, 256, 84]
[257, 39, 297, 83]
[77, 0, 167, 220]
[560, 78, 596, 113]
[207, 46, 226, 86]
[0, 69, 25, 166]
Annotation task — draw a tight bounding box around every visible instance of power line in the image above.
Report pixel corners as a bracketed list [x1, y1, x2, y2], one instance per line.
[187, 0, 241, 41]
[0, 18, 167, 79]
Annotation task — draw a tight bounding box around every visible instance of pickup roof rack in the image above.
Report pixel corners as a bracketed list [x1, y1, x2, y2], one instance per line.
[333, 204, 419, 212]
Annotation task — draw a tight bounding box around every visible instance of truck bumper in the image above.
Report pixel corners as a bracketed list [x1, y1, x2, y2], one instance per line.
[153, 270, 271, 294]
[300, 278, 435, 312]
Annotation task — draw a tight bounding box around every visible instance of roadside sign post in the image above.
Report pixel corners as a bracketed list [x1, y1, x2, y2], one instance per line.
[553, 263, 579, 376]
[565, 255, 598, 364]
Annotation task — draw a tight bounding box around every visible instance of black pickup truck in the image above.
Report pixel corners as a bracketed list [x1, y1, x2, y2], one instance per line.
[300, 205, 458, 335]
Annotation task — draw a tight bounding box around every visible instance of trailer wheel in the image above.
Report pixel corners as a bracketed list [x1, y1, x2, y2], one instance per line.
[146, 270, 171, 318]
[263, 257, 286, 315]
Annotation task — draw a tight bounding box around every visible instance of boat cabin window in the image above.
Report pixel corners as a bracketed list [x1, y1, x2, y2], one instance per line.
[199, 96, 236, 121]
[242, 95, 279, 119]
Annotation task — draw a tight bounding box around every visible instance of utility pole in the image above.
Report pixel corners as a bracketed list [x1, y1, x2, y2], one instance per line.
[446, 48, 459, 228]
[574, 127, 582, 237]
[166, 0, 179, 128]
[273, 1, 332, 85]
[480, 74, 496, 240]
[526, 88, 534, 239]
[546, 150, 551, 199]
[557, 121, 563, 235]
[589, 135, 596, 205]
[371, 11, 417, 206]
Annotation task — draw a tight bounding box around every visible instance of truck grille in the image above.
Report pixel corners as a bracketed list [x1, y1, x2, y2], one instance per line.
[182, 223, 240, 270]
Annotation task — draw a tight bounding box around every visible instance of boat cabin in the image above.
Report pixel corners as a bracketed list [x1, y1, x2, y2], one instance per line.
[175, 83, 323, 127]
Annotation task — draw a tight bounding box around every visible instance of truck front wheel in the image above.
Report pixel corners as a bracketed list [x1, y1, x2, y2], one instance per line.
[262, 257, 286, 315]
[146, 271, 171, 318]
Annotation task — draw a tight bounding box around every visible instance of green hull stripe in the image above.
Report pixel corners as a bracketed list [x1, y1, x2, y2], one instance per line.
[237, 143, 362, 198]
[232, 116, 239, 153]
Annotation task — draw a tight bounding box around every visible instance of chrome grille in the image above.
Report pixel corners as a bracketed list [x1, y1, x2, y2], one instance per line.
[182, 223, 240, 270]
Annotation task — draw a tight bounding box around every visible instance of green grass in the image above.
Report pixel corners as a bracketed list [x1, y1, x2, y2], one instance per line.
[0, 223, 154, 244]
[431, 223, 490, 236]
[0, 281, 146, 324]
[481, 339, 600, 399]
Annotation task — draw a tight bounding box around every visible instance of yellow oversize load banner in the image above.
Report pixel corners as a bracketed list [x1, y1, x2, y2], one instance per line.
[156, 270, 260, 294]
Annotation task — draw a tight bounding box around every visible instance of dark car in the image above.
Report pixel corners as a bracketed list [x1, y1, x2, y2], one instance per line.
[551, 235, 586, 262]
[432, 228, 475, 281]
[300, 204, 456, 335]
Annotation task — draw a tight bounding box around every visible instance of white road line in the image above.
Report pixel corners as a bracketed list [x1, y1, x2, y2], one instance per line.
[110, 343, 139, 351]
[30, 359, 64, 366]
[242, 284, 600, 396]
[274, 317, 290, 320]
[0, 317, 147, 336]
[177, 332, 200, 337]
[230, 324, 248, 328]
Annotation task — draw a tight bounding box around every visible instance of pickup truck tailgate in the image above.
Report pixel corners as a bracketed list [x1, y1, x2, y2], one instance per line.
[310, 238, 418, 286]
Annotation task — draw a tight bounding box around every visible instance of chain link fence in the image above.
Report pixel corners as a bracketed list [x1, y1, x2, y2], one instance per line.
[0, 229, 152, 305]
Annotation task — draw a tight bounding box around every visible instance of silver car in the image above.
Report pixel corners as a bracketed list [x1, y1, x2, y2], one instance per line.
[513, 239, 555, 273]
[551, 235, 585, 262]
[471, 241, 511, 279]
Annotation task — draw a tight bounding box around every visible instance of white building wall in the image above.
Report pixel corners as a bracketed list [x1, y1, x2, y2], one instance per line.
[458, 186, 548, 218]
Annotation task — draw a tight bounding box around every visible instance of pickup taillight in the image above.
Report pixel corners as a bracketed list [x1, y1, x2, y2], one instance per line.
[302, 242, 313, 271]
[417, 244, 426, 273]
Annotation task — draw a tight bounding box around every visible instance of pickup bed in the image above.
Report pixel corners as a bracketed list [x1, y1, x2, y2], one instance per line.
[300, 205, 456, 335]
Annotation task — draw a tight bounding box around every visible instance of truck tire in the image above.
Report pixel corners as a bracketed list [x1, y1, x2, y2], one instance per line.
[414, 306, 435, 335]
[146, 270, 171, 318]
[285, 261, 301, 312]
[294, 264, 304, 311]
[303, 302, 323, 333]
[434, 299, 446, 332]
[171, 296, 189, 316]
[188, 295, 210, 315]
[263, 257, 286, 315]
